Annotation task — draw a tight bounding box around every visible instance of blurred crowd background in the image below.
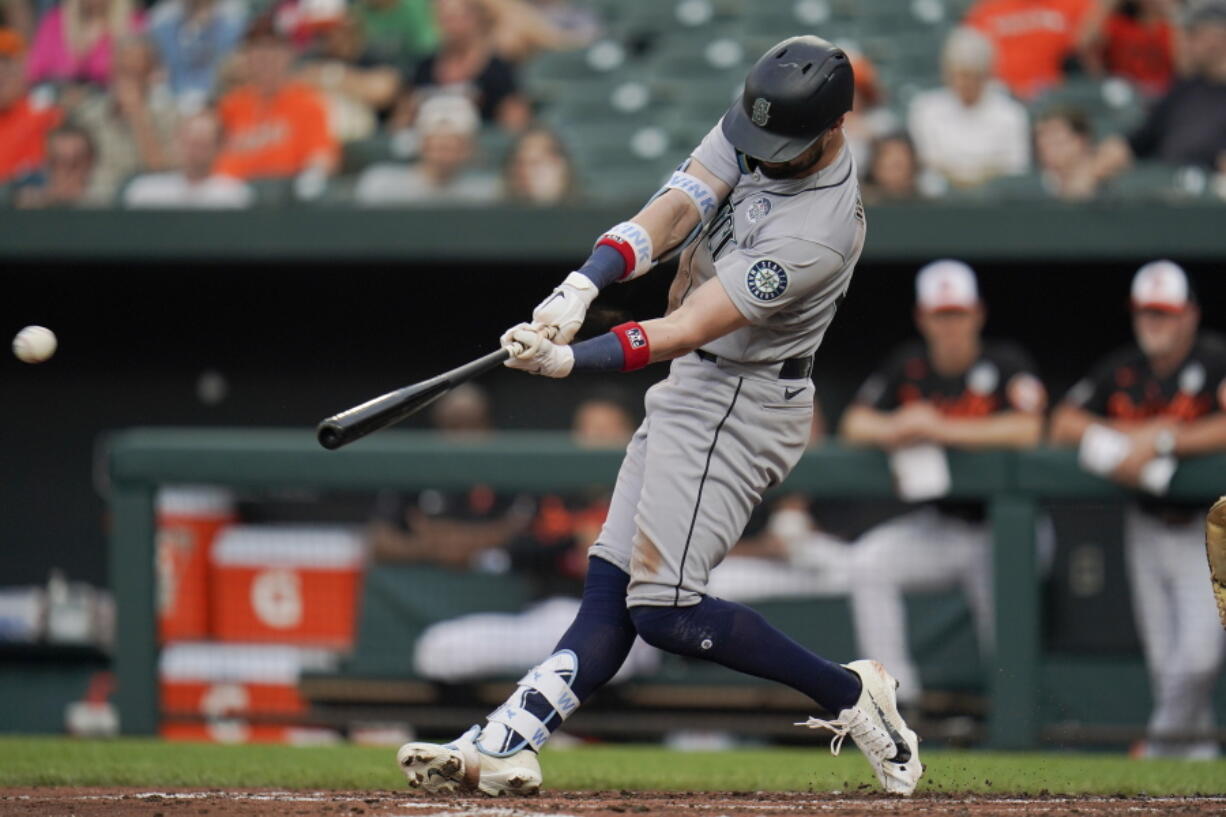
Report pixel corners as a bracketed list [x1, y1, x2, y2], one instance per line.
[2, 0, 1225, 209]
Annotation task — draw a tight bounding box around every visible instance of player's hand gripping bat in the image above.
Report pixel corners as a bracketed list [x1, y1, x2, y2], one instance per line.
[316, 347, 512, 450]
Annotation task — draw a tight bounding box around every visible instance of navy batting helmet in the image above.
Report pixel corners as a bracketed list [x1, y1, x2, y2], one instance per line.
[721, 35, 855, 163]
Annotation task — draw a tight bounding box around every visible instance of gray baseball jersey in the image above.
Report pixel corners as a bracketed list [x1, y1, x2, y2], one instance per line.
[590, 120, 866, 608]
[675, 119, 865, 363]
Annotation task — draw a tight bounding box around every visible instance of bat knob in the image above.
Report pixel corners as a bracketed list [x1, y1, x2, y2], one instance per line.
[317, 421, 344, 450]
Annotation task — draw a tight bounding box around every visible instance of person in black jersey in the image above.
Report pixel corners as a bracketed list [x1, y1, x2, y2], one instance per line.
[1051, 259, 1226, 759]
[840, 259, 1048, 709]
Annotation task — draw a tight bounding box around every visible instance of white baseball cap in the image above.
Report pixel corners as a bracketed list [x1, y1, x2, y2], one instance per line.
[916, 259, 979, 312]
[1131, 260, 1191, 312]
[417, 94, 480, 136]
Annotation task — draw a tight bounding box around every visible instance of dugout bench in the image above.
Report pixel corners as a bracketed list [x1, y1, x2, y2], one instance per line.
[106, 429, 1226, 749]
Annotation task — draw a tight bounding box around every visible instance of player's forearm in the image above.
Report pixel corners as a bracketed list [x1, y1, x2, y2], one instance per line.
[441, 519, 525, 554]
[1173, 415, 1226, 457]
[839, 406, 897, 447]
[640, 276, 748, 363]
[631, 189, 702, 261]
[1049, 404, 1097, 445]
[368, 523, 432, 562]
[933, 412, 1043, 449]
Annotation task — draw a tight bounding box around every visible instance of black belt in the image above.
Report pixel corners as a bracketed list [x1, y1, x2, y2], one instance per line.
[694, 349, 814, 380]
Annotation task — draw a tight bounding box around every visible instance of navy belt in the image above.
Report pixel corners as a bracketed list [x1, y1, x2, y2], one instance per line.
[694, 349, 814, 380]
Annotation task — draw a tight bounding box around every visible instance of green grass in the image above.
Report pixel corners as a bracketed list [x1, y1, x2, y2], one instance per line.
[0, 737, 1223, 795]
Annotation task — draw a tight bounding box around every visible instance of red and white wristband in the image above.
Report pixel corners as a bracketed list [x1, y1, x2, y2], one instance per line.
[595, 222, 655, 282]
[611, 321, 651, 371]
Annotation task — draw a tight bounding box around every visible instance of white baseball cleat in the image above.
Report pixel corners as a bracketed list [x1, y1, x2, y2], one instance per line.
[797, 659, 923, 796]
[396, 725, 543, 796]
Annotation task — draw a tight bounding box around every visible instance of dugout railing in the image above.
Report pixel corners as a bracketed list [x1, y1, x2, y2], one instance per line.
[105, 428, 1226, 749]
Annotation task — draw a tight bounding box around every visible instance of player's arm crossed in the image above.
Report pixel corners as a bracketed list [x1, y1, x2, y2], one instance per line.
[1051, 382, 1226, 488]
[842, 402, 1043, 451]
[842, 369, 1046, 451]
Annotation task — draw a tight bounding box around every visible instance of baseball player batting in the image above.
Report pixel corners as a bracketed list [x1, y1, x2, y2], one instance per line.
[397, 36, 922, 796]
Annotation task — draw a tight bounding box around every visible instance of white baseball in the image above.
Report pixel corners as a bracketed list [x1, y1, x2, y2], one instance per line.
[13, 325, 57, 364]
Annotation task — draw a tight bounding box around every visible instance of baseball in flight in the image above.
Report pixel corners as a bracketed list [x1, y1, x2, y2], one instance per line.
[12, 325, 58, 364]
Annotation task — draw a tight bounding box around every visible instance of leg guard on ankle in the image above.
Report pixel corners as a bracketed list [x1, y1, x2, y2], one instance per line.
[478, 650, 580, 756]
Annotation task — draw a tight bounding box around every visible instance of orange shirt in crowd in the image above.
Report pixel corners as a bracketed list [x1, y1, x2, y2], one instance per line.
[214, 81, 336, 180]
[0, 95, 62, 182]
[1101, 13, 1175, 95]
[966, 0, 1094, 99]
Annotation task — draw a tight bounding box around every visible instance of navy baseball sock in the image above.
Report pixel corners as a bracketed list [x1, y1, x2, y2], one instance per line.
[630, 596, 862, 714]
[551, 556, 640, 700]
[479, 556, 637, 754]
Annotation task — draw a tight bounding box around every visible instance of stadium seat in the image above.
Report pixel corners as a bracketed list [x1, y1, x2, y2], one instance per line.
[980, 172, 1050, 201]
[247, 178, 295, 207]
[340, 136, 399, 175]
[521, 41, 633, 101]
[1103, 162, 1180, 201]
[475, 127, 514, 169]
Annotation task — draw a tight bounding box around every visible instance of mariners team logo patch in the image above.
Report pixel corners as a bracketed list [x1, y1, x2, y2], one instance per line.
[751, 98, 771, 127]
[746, 196, 771, 223]
[746, 259, 788, 302]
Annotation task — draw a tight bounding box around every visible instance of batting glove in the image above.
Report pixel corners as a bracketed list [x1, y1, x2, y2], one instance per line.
[531, 271, 598, 345]
[501, 323, 575, 378]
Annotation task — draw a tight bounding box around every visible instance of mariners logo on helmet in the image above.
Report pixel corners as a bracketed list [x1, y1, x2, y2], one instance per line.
[746, 258, 788, 301]
[751, 98, 771, 127]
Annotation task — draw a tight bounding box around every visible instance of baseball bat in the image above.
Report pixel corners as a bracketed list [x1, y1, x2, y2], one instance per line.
[317, 348, 510, 450]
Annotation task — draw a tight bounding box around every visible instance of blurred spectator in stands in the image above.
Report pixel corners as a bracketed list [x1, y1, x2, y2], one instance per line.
[1077, 0, 1185, 95]
[298, 11, 401, 141]
[26, 0, 143, 87]
[146, 0, 246, 104]
[0, 27, 62, 184]
[839, 260, 1047, 708]
[123, 111, 252, 207]
[390, 0, 530, 132]
[71, 36, 179, 202]
[481, 0, 598, 63]
[356, 92, 496, 204]
[412, 395, 661, 685]
[1077, 0, 1226, 187]
[909, 27, 1030, 189]
[272, 0, 347, 51]
[502, 124, 576, 204]
[1034, 106, 1099, 198]
[15, 123, 102, 206]
[214, 14, 337, 181]
[862, 133, 920, 203]
[369, 384, 536, 569]
[1, 1, 35, 41]
[571, 393, 636, 449]
[354, 0, 437, 68]
[842, 50, 899, 174]
[965, 0, 1094, 99]
[1050, 260, 1226, 759]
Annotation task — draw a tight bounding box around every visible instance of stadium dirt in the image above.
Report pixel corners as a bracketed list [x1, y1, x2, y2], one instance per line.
[4, 789, 1225, 817]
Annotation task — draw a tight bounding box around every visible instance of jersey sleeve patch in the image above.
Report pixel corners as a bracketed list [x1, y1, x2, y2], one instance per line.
[745, 258, 789, 302]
